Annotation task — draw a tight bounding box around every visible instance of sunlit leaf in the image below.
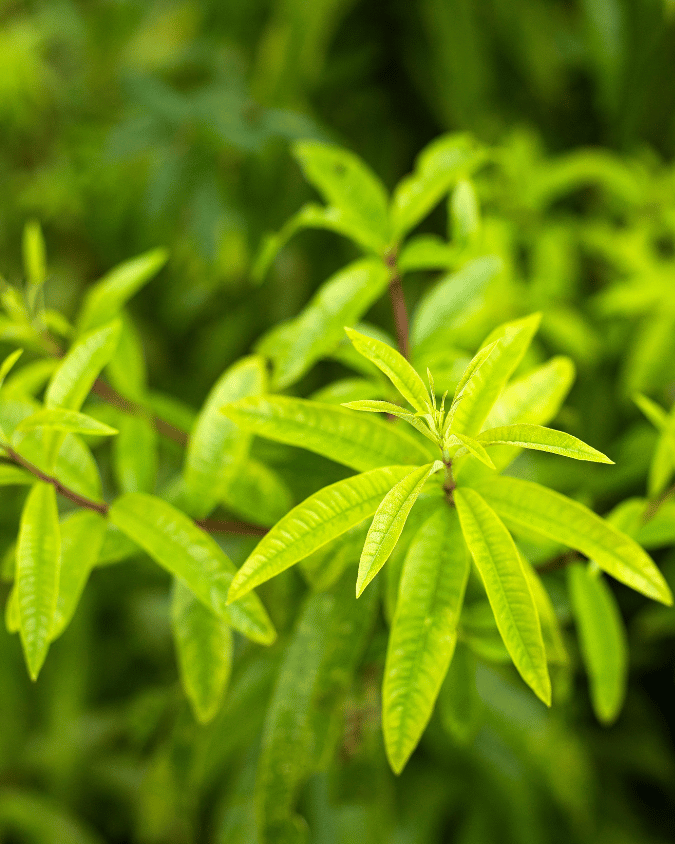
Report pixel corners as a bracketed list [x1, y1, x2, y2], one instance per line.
[14, 408, 118, 438]
[568, 563, 628, 724]
[22, 220, 47, 297]
[450, 432, 495, 469]
[0, 464, 32, 486]
[342, 400, 439, 445]
[222, 396, 434, 472]
[454, 487, 551, 704]
[383, 506, 470, 773]
[0, 349, 23, 391]
[184, 356, 265, 518]
[171, 580, 233, 724]
[228, 466, 412, 603]
[475, 475, 673, 605]
[108, 493, 276, 644]
[476, 424, 612, 463]
[357, 461, 443, 596]
[16, 482, 60, 679]
[77, 248, 168, 334]
[51, 511, 107, 641]
[450, 178, 480, 246]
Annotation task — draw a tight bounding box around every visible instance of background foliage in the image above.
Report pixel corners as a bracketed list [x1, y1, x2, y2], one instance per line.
[2, 1, 675, 842]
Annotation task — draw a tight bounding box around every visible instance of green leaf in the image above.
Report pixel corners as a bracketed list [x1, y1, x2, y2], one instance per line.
[476, 424, 613, 463]
[446, 314, 541, 437]
[454, 487, 551, 705]
[568, 563, 628, 724]
[383, 506, 470, 773]
[342, 399, 439, 444]
[474, 476, 673, 605]
[397, 235, 458, 273]
[257, 259, 391, 390]
[391, 134, 484, 239]
[77, 248, 168, 334]
[105, 311, 148, 403]
[171, 580, 233, 724]
[357, 461, 444, 596]
[438, 642, 482, 745]
[450, 432, 495, 469]
[450, 178, 480, 246]
[16, 482, 61, 679]
[0, 464, 32, 486]
[222, 458, 293, 528]
[634, 393, 669, 430]
[222, 396, 434, 472]
[2, 358, 58, 397]
[113, 415, 157, 493]
[293, 142, 391, 252]
[519, 552, 568, 666]
[108, 493, 276, 644]
[345, 327, 430, 412]
[0, 349, 23, 391]
[46, 320, 122, 411]
[0, 788, 105, 844]
[184, 356, 265, 518]
[14, 408, 118, 438]
[228, 466, 413, 603]
[22, 220, 47, 295]
[51, 511, 107, 641]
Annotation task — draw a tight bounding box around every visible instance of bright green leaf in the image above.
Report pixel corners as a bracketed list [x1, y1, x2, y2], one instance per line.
[519, 552, 568, 666]
[345, 327, 430, 413]
[228, 466, 413, 603]
[342, 399, 439, 444]
[397, 235, 458, 273]
[113, 414, 157, 493]
[16, 482, 60, 679]
[450, 432, 495, 469]
[357, 461, 443, 596]
[450, 178, 480, 246]
[108, 493, 276, 644]
[383, 506, 470, 773]
[475, 475, 673, 605]
[171, 580, 233, 724]
[476, 424, 613, 463]
[0, 464, 32, 486]
[0, 349, 23, 391]
[222, 396, 434, 472]
[454, 487, 551, 705]
[22, 220, 47, 295]
[568, 563, 628, 724]
[14, 408, 118, 438]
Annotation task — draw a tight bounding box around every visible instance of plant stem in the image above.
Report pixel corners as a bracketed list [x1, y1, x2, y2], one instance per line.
[385, 249, 410, 359]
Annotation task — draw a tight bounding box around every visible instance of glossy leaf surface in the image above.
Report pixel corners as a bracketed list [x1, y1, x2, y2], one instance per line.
[476, 424, 612, 463]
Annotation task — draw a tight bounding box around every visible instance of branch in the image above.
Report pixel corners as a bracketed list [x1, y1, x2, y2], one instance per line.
[385, 250, 410, 359]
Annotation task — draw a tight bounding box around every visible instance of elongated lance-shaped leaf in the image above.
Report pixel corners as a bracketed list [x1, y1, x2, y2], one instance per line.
[345, 327, 430, 413]
[568, 563, 628, 724]
[342, 399, 440, 444]
[0, 348, 23, 390]
[476, 424, 613, 463]
[518, 551, 568, 666]
[14, 408, 118, 438]
[113, 414, 157, 493]
[77, 248, 168, 334]
[635, 394, 675, 497]
[383, 506, 471, 773]
[447, 314, 541, 438]
[46, 320, 121, 411]
[357, 462, 444, 596]
[634, 393, 669, 430]
[221, 457, 293, 528]
[474, 476, 672, 605]
[23, 220, 47, 293]
[438, 642, 482, 746]
[257, 259, 391, 390]
[293, 142, 391, 251]
[454, 487, 551, 704]
[222, 396, 434, 472]
[449, 432, 495, 469]
[0, 464, 32, 486]
[256, 572, 378, 841]
[16, 482, 61, 680]
[171, 580, 233, 725]
[228, 466, 413, 603]
[108, 493, 276, 644]
[184, 356, 265, 518]
[51, 511, 107, 641]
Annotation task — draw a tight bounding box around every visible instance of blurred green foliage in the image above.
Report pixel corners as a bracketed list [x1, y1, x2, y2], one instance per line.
[2, 1, 675, 843]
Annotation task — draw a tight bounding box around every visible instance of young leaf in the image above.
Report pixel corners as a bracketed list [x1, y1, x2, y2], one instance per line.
[0, 349, 23, 390]
[450, 178, 480, 245]
[108, 493, 276, 645]
[450, 432, 495, 469]
[391, 134, 484, 239]
[77, 248, 168, 334]
[357, 461, 444, 597]
[184, 356, 265, 518]
[171, 580, 233, 725]
[257, 259, 391, 390]
[342, 400, 440, 444]
[228, 465, 413, 603]
[454, 487, 551, 705]
[383, 506, 471, 773]
[568, 563, 628, 724]
[474, 475, 673, 605]
[45, 320, 122, 411]
[447, 314, 542, 437]
[475, 424, 613, 463]
[16, 482, 61, 680]
[293, 142, 391, 252]
[22, 220, 47, 295]
[51, 511, 107, 641]
[14, 408, 118, 438]
[222, 396, 434, 472]
[345, 327, 430, 413]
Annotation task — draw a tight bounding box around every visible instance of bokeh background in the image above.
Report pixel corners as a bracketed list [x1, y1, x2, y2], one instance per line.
[2, 1, 675, 842]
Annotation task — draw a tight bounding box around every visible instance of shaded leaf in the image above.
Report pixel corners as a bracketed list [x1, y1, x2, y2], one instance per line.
[113, 414, 157, 493]
[383, 506, 470, 772]
[108, 493, 276, 644]
[454, 487, 551, 704]
[228, 466, 413, 602]
[222, 458, 294, 528]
